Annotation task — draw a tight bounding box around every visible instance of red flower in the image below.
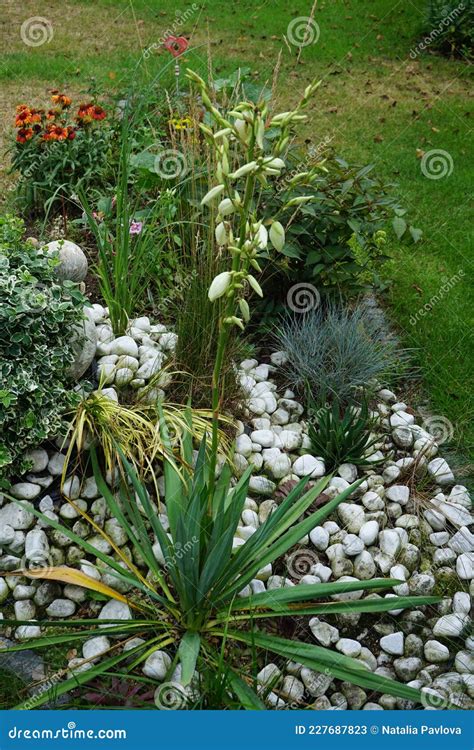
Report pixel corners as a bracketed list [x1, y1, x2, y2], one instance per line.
[16, 128, 34, 143]
[163, 35, 188, 58]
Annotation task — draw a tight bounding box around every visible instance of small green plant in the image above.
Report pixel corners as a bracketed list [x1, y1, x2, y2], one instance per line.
[273, 303, 406, 405]
[80, 110, 164, 336]
[1, 425, 441, 710]
[0, 216, 86, 482]
[307, 397, 381, 471]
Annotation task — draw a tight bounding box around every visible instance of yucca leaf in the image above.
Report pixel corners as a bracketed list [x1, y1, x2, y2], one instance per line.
[178, 632, 201, 686]
[2, 567, 140, 609]
[219, 478, 362, 602]
[223, 630, 425, 703]
[227, 578, 403, 611]
[227, 669, 265, 710]
[215, 594, 442, 621]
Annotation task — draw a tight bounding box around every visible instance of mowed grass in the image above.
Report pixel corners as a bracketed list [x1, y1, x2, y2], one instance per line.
[1, 0, 473, 457]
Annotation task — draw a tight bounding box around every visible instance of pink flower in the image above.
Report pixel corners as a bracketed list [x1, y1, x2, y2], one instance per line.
[129, 220, 143, 235]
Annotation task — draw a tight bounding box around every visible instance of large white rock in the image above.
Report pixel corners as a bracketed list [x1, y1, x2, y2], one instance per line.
[69, 306, 97, 380]
[45, 239, 88, 282]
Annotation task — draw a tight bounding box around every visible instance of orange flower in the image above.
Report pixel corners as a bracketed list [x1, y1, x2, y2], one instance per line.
[16, 128, 34, 143]
[42, 124, 69, 141]
[51, 91, 72, 107]
[15, 106, 42, 127]
[76, 102, 107, 124]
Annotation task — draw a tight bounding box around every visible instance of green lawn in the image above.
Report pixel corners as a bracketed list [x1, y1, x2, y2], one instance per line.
[1, 0, 473, 459]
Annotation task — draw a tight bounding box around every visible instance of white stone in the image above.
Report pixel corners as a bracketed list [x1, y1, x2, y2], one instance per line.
[437, 501, 473, 528]
[142, 650, 171, 680]
[10, 483, 40, 501]
[250, 430, 274, 448]
[336, 638, 361, 657]
[457, 553, 474, 580]
[309, 526, 329, 551]
[453, 592, 471, 615]
[449, 527, 474, 554]
[109, 336, 139, 358]
[278, 430, 301, 451]
[359, 520, 379, 546]
[424, 640, 450, 663]
[99, 600, 132, 626]
[337, 503, 366, 533]
[257, 664, 281, 686]
[83, 636, 111, 661]
[433, 613, 469, 637]
[46, 599, 76, 617]
[235, 434, 252, 457]
[343, 534, 365, 556]
[309, 618, 339, 647]
[293, 455, 325, 478]
[338, 464, 358, 483]
[379, 529, 401, 558]
[248, 476, 276, 496]
[390, 412, 414, 428]
[380, 632, 404, 655]
[427, 458, 455, 485]
[385, 485, 409, 505]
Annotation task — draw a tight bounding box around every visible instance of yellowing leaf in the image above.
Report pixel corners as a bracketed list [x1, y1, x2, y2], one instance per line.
[4, 567, 140, 610]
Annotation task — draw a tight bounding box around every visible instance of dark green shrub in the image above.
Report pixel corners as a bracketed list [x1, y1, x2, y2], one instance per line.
[422, 1, 473, 59]
[259, 153, 421, 302]
[0, 216, 86, 481]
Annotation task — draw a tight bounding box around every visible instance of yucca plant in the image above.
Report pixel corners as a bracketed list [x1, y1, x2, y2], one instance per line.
[307, 397, 382, 472]
[1, 415, 441, 710]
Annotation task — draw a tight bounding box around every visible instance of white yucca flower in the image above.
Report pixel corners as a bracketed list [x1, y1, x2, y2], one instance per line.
[208, 271, 232, 302]
[229, 162, 257, 180]
[218, 198, 235, 216]
[269, 221, 285, 252]
[215, 222, 228, 245]
[201, 184, 226, 206]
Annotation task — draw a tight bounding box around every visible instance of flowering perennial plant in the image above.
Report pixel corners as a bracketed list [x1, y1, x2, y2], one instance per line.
[10, 91, 111, 215]
[186, 69, 326, 481]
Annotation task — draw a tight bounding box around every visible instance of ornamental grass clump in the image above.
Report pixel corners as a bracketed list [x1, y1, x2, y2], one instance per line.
[274, 303, 406, 406]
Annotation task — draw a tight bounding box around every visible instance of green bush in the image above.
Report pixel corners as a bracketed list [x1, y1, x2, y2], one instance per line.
[0, 216, 86, 481]
[423, 1, 473, 59]
[259, 153, 421, 303]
